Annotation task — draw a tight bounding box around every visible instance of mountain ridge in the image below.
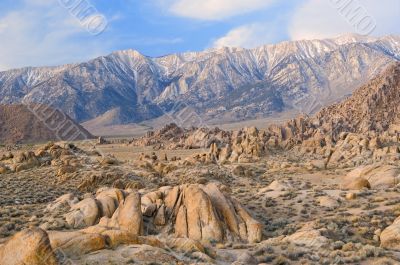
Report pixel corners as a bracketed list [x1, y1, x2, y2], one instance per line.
[1, 34, 399, 126]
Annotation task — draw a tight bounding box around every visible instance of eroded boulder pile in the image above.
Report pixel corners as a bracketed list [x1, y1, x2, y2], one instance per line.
[0, 183, 262, 264]
[50, 188, 142, 231]
[0, 142, 91, 176]
[131, 123, 187, 148]
[142, 183, 263, 243]
[290, 132, 400, 169]
[180, 127, 232, 149]
[187, 127, 268, 164]
[46, 183, 262, 244]
[343, 163, 400, 189]
[131, 123, 234, 151]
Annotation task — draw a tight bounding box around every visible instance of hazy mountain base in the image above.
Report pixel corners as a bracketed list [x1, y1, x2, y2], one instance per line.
[82, 109, 299, 138]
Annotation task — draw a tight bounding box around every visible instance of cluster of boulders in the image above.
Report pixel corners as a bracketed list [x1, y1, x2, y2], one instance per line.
[129, 116, 400, 172]
[184, 123, 389, 169]
[289, 131, 400, 169]
[142, 183, 262, 243]
[127, 152, 179, 182]
[185, 127, 268, 165]
[0, 183, 262, 264]
[0, 142, 136, 193]
[10, 150, 41, 172]
[48, 183, 262, 243]
[131, 123, 186, 147]
[131, 123, 233, 150]
[0, 142, 93, 176]
[53, 188, 143, 231]
[130, 120, 399, 170]
[332, 132, 400, 166]
[180, 127, 231, 149]
[77, 171, 145, 192]
[264, 115, 313, 148]
[213, 127, 266, 163]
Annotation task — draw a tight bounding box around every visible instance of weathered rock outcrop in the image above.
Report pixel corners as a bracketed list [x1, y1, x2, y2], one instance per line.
[142, 183, 263, 243]
[186, 127, 268, 164]
[66, 197, 100, 228]
[49, 184, 262, 244]
[344, 177, 371, 190]
[98, 192, 144, 235]
[0, 228, 58, 265]
[381, 216, 400, 251]
[63, 188, 143, 234]
[1, 142, 89, 177]
[344, 164, 400, 189]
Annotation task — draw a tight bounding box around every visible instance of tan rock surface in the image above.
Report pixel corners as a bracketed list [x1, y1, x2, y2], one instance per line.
[0, 228, 58, 265]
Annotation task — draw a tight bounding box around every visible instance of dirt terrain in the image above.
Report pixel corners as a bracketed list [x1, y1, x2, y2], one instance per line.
[0, 135, 400, 264]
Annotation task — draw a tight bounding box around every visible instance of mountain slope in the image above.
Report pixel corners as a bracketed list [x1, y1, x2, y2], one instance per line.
[0, 34, 399, 125]
[264, 62, 400, 144]
[0, 104, 94, 144]
[313, 61, 400, 135]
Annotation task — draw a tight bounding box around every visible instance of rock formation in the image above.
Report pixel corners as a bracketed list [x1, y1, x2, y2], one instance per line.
[47, 184, 262, 244]
[0, 228, 58, 265]
[142, 183, 263, 243]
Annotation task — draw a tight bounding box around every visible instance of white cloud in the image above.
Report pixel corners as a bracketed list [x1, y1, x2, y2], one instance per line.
[0, 1, 110, 71]
[289, 0, 400, 40]
[137, 37, 184, 45]
[213, 22, 282, 48]
[165, 0, 276, 20]
[26, 0, 54, 6]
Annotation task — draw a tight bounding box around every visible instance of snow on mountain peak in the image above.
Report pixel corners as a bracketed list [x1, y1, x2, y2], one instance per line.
[0, 34, 399, 125]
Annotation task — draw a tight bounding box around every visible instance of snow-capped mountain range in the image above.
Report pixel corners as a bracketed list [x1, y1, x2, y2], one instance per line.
[1, 34, 399, 125]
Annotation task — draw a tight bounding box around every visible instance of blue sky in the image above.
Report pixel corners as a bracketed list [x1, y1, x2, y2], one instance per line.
[0, 0, 399, 71]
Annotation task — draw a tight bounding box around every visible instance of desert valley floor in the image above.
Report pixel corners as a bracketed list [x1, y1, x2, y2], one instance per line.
[1, 126, 400, 265]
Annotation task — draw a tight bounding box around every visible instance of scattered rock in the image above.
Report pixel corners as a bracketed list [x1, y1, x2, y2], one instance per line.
[318, 196, 340, 208]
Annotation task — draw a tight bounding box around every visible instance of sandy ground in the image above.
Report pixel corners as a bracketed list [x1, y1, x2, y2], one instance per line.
[95, 144, 208, 161]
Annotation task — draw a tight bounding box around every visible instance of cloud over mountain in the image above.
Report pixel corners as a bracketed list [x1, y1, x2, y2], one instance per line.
[167, 0, 276, 20]
[289, 0, 400, 41]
